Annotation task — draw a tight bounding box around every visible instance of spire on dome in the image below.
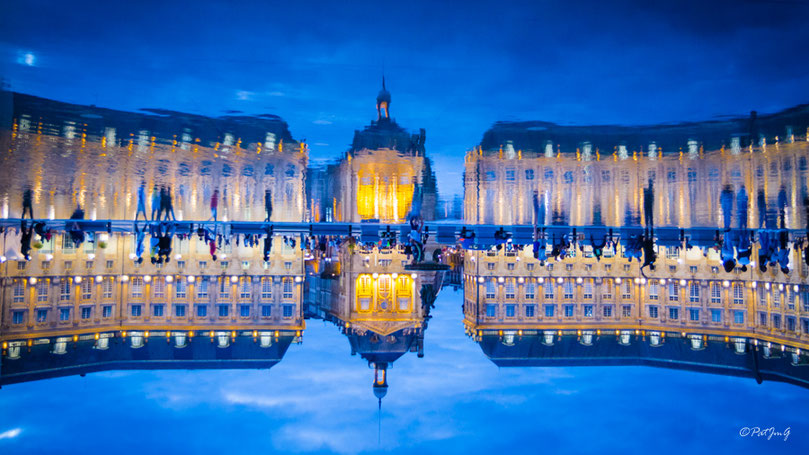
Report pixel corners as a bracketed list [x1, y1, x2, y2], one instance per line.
[376, 76, 391, 121]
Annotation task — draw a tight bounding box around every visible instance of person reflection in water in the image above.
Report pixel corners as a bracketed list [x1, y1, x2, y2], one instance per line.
[210, 189, 219, 222]
[163, 186, 176, 221]
[720, 185, 734, 231]
[643, 178, 654, 231]
[150, 185, 160, 221]
[265, 189, 273, 222]
[20, 220, 33, 261]
[135, 182, 148, 221]
[68, 205, 85, 247]
[22, 187, 34, 220]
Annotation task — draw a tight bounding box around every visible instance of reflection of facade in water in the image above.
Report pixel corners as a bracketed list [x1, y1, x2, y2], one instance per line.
[308, 80, 437, 223]
[0, 232, 305, 385]
[0, 92, 308, 221]
[305, 243, 445, 401]
[465, 108, 809, 227]
[462, 246, 809, 387]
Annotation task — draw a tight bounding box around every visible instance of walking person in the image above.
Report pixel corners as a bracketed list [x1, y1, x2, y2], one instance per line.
[737, 185, 748, 230]
[720, 185, 734, 230]
[210, 189, 219, 222]
[164, 186, 176, 221]
[265, 189, 273, 222]
[21, 187, 34, 220]
[643, 178, 655, 232]
[150, 185, 160, 221]
[135, 182, 148, 221]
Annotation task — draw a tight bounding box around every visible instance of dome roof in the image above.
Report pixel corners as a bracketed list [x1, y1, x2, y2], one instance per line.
[373, 384, 388, 400]
[376, 77, 391, 104]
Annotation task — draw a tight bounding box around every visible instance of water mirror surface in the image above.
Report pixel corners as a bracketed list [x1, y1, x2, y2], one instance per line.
[1, 89, 808, 453]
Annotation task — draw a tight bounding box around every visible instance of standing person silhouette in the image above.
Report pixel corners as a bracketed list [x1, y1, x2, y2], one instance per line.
[265, 189, 273, 222]
[135, 182, 147, 221]
[720, 185, 734, 230]
[21, 188, 34, 219]
[643, 178, 655, 232]
[164, 186, 176, 221]
[210, 189, 219, 222]
[737, 186, 748, 230]
[150, 185, 160, 221]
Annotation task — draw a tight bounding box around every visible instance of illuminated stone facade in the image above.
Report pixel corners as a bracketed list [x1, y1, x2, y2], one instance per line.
[462, 244, 809, 350]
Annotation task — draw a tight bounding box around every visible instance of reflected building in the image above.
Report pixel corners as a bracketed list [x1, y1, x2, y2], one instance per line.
[0, 91, 308, 222]
[0, 231, 306, 385]
[308, 80, 437, 223]
[461, 244, 809, 387]
[305, 242, 445, 401]
[464, 108, 809, 227]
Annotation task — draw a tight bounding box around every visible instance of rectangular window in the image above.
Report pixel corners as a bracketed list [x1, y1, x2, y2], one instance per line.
[648, 306, 659, 318]
[486, 304, 496, 317]
[81, 307, 91, 319]
[525, 282, 535, 300]
[603, 305, 613, 318]
[196, 279, 209, 299]
[60, 307, 70, 321]
[175, 304, 186, 317]
[130, 305, 142, 317]
[602, 280, 613, 300]
[583, 305, 593, 318]
[583, 281, 593, 300]
[130, 277, 143, 298]
[103, 279, 113, 299]
[689, 308, 699, 321]
[219, 279, 230, 298]
[544, 281, 554, 300]
[486, 281, 496, 299]
[689, 282, 700, 303]
[622, 281, 632, 299]
[669, 307, 679, 320]
[711, 282, 722, 304]
[564, 281, 574, 300]
[13, 281, 24, 302]
[12, 310, 24, 324]
[525, 305, 535, 317]
[734, 310, 744, 324]
[733, 283, 744, 305]
[240, 279, 251, 299]
[257, 304, 270, 317]
[505, 281, 516, 299]
[486, 262, 495, 270]
[648, 282, 658, 301]
[262, 278, 273, 299]
[505, 305, 515, 317]
[772, 314, 781, 329]
[60, 279, 72, 301]
[544, 305, 555, 317]
[525, 169, 534, 180]
[175, 280, 187, 299]
[196, 304, 208, 317]
[622, 305, 632, 318]
[218, 304, 229, 317]
[37, 281, 48, 302]
[36, 309, 48, 322]
[282, 278, 293, 300]
[102, 305, 112, 318]
[668, 282, 679, 302]
[81, 280, 92, 300]
[282, 304, 294, 318]
[787, 317, 796, 332]
[153, 278, 165, 300]
[152, 304, 164, 317]
[711, 309, 722, 323]
[564, 304, 574, 318]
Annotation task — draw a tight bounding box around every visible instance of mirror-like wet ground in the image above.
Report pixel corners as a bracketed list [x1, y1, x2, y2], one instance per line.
[1, 90, 809, 453]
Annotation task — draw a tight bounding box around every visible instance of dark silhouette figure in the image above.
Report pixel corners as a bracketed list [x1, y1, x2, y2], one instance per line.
[22, 188, 34, 219]
[643, 178, 655, 231]
[265, 189, 273, 222]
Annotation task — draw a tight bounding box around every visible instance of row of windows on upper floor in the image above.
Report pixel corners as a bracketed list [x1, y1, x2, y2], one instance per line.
[478, 303, 809, 334]
[474, 258, 764, 274]
[9, 276, 298, 302]
[470, 157, 807, 184]
[473, 279, 808, 309]
[12, 258, 298, 273]
[9, 302, 298, 325]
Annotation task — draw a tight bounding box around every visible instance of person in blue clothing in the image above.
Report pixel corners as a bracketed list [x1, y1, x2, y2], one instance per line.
[133, 221, 145, 264]
[721, 230, 736, 272]
[150, 185, 160, 221]
[737, 186, 749, 230]
[720, 185, 734, 230]
[735, 229, 752, 272]
[776, 229, 790, 275]
[135, 182, 147, 221]
[777, 185, 788, 229]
